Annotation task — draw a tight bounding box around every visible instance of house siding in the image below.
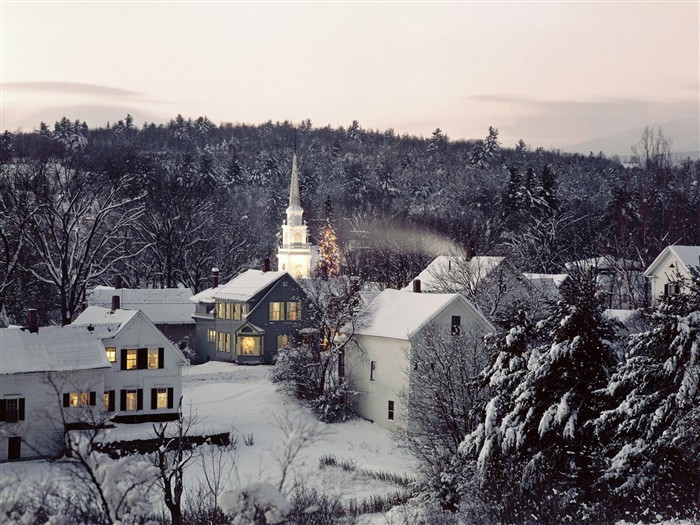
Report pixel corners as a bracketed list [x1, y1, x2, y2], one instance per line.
[0, 369, 106, 461]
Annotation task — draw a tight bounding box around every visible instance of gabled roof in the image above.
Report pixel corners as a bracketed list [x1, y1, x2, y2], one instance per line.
[190, 270, 289, 304]
[72, 306, 139, 338]
[353, 289, 489, 340]
[88, 287, 194, 325]
[401, 255, 505, 293]
[0, 326, 111, 375]
[644, 245, 700, 277]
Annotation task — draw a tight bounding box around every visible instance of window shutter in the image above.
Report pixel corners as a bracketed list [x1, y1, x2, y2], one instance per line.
[63, 393, 70, 408]
[158, 347, 164, 369]
[0, 399, 6, 421]
[108, 391, 115, 412]
[120, 390, 127, 411]
[137, 389, 143, 411]
[121, 350, 128, 370]
[137, 348, 148, 370]
[89, 391, 96, 406]
[18, 398, 25, 421]
[151, 388, 158, 410]
[167, 388, 174, 409]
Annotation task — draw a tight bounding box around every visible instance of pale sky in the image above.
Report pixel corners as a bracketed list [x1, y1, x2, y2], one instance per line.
[1, 1, 698, 154]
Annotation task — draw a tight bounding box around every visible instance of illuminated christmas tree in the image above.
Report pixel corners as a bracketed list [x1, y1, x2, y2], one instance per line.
[317, 221, 341, 279]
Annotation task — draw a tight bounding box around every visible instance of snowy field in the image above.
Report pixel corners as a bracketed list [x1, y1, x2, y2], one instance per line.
[0, 362, 693, 525]
[1, 362, 415, 522]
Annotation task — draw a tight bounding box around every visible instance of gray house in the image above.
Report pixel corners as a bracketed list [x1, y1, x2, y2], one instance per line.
[190, 265, 312, 364]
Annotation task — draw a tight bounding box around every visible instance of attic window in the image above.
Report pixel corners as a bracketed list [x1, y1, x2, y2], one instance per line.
[451, 316, 461, 336]
[283, 281, 288, 287]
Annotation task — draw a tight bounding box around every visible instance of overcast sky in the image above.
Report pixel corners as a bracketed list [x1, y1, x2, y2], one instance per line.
[1, 1, 698, 154]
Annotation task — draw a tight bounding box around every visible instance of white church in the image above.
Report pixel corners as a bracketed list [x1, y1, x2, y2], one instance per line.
[276, 153, 315, 278]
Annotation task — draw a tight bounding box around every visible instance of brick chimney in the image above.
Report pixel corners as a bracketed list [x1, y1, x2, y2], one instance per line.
[113, 275, 123, 289]
[27, 309, 38, 333]
[413, 279, 422, 293]
[111, 295, 120, 312]
[466, 240, 476, 260]
[262, 258, 271, 273]
[211, 267, 220, 289]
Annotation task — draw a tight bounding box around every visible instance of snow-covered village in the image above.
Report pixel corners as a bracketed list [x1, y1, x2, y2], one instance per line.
[1, 3, 699, 525]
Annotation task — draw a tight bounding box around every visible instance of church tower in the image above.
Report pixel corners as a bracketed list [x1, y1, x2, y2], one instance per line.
[277, 153, 312, 278]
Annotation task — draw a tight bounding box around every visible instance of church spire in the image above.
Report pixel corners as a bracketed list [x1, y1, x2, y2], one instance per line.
[288, 152, 301, 211]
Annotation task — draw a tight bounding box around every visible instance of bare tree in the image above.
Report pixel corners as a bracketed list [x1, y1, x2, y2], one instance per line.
[15, 156, 146, 324]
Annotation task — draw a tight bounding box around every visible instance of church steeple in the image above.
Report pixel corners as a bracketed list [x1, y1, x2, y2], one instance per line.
[287, 153, 302, 214]
[277, 152, 312, 278]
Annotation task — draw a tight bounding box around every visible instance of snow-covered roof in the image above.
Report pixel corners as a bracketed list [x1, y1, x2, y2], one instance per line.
[522, 273, 569, 288]
[353, 289, 464, 340]
[88, 287, 194, 325]
[565, 256, 642, 272]
[644, 245, 700, 277]
[401, 255, 505, 292]
[72, 306, 138, 338]
[0, 326, 111, 375]
[190, 270, 288, 304]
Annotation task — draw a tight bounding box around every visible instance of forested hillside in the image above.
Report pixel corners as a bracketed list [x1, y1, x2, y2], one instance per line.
[1, 116, 698, 325]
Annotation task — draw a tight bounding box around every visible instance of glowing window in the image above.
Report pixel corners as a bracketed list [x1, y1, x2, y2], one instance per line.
[80, 392, 90, 406]
[69, 392, 79, 407]
[217, 302, 225, 319]
[225, 303, 232, 319]
[156, 388, 168, 409]
[105, 347, 116, 363]
[126, 349, 137, 370]
[238, 336, 261, 356]
[277, 334, 290, 349]
[269, 302, 284, 321]
[103, 392, 110, 411]
[286, 302, 301, 321]
[126, 390, 138, 411]
[207, 329, 216, 342]
[148, 348, 159, 369]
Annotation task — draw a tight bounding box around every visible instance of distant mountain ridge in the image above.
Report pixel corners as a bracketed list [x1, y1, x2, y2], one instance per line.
[565, 118, 700, 160]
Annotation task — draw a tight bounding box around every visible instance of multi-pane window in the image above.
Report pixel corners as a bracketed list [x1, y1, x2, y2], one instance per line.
[151, 387, 174, 410]
[63, 392, 95, 408]
[126, 349, 138, 370]
[156, 388, 168, 409]
[217, 332, 225, 352]
[225, 333, 231, 352]
[451, 315, 461, 336]
[126, 390, 138, 411]
[105, 347, 117, 363]
[225, 303, 232, 320]
[238, 336, 261, 356]
[217, 303, 225, 319]
[270, 301, 302, 321]
[388, 400, 395, 421]
[286, 302, 301, 320]
[269, 302, 283, 321]
[2, 398, 24, 423]
[664, 283, 681, 296]
[207, 329, 216, 343]
[103, 391, 116, 412]
[233, 303, 248, 321]
[148, 348, 160, 369]
[370, 361, 377, 381]
[277, 334, 290, 349]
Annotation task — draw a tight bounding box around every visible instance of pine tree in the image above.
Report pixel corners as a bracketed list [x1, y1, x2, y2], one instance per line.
[595, 268, 700, 520]
[465, 271, 619, 521]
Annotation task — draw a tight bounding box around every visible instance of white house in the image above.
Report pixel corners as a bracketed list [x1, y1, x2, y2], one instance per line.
[344, 288, 494, 431]
[644, 245, 700, 304]
[0, 315, 111, 461]
[402, 255, 531, 318]
[73, 304, 188, 424]
[565, 255, 646, 309]
[88, 286, 195, 347]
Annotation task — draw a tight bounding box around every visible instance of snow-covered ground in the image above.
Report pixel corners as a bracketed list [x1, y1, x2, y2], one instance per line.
[1, 362, 693, 525]
[1, 362, 414, 521]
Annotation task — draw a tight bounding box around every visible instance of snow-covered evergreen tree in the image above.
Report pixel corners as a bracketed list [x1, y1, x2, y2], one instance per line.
[463, 271, 620, 522]
[595, 268, 700, 520]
